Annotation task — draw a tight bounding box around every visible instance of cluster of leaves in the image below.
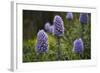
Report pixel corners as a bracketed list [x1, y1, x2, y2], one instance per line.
[23, 11, 91, 62]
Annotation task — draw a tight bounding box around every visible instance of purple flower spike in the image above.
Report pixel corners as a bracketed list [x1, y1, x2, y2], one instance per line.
[73, 38, 84, 54]
[44, 22, 50, 31]
[36, 30, 48, 54]
[49, 25, 54, 34]
[79, 13, 88, 24]
[53, 15, 64, 36]
[66, 12, 73, 20]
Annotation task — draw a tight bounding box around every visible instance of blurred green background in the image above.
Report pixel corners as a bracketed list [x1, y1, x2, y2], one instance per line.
[23, 10, 91, 62]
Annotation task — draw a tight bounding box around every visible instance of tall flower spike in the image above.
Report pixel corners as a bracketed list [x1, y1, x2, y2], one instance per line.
[36, 30, 48, 54]
[79, 13, 88, 24]
[73, 38, 84, 54]
[66, 12, 73, 20]
[49, 25, 54, 34]
[53, 15, 64, 36]
[44, 22, 50, 32]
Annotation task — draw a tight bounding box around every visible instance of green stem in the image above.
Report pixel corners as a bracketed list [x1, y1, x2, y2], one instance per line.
[79, 54, 83, 59]
[81, 24, 84, 39]
[56, 36, 61, 60]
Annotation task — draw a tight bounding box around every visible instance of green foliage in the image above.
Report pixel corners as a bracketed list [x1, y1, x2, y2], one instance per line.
[23, 11, 91, 62]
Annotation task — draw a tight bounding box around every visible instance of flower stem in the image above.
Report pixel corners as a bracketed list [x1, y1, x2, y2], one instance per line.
[81, 24, 85, 40]
[79, 54, 84, 59]
[56, 36, 61, 60]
